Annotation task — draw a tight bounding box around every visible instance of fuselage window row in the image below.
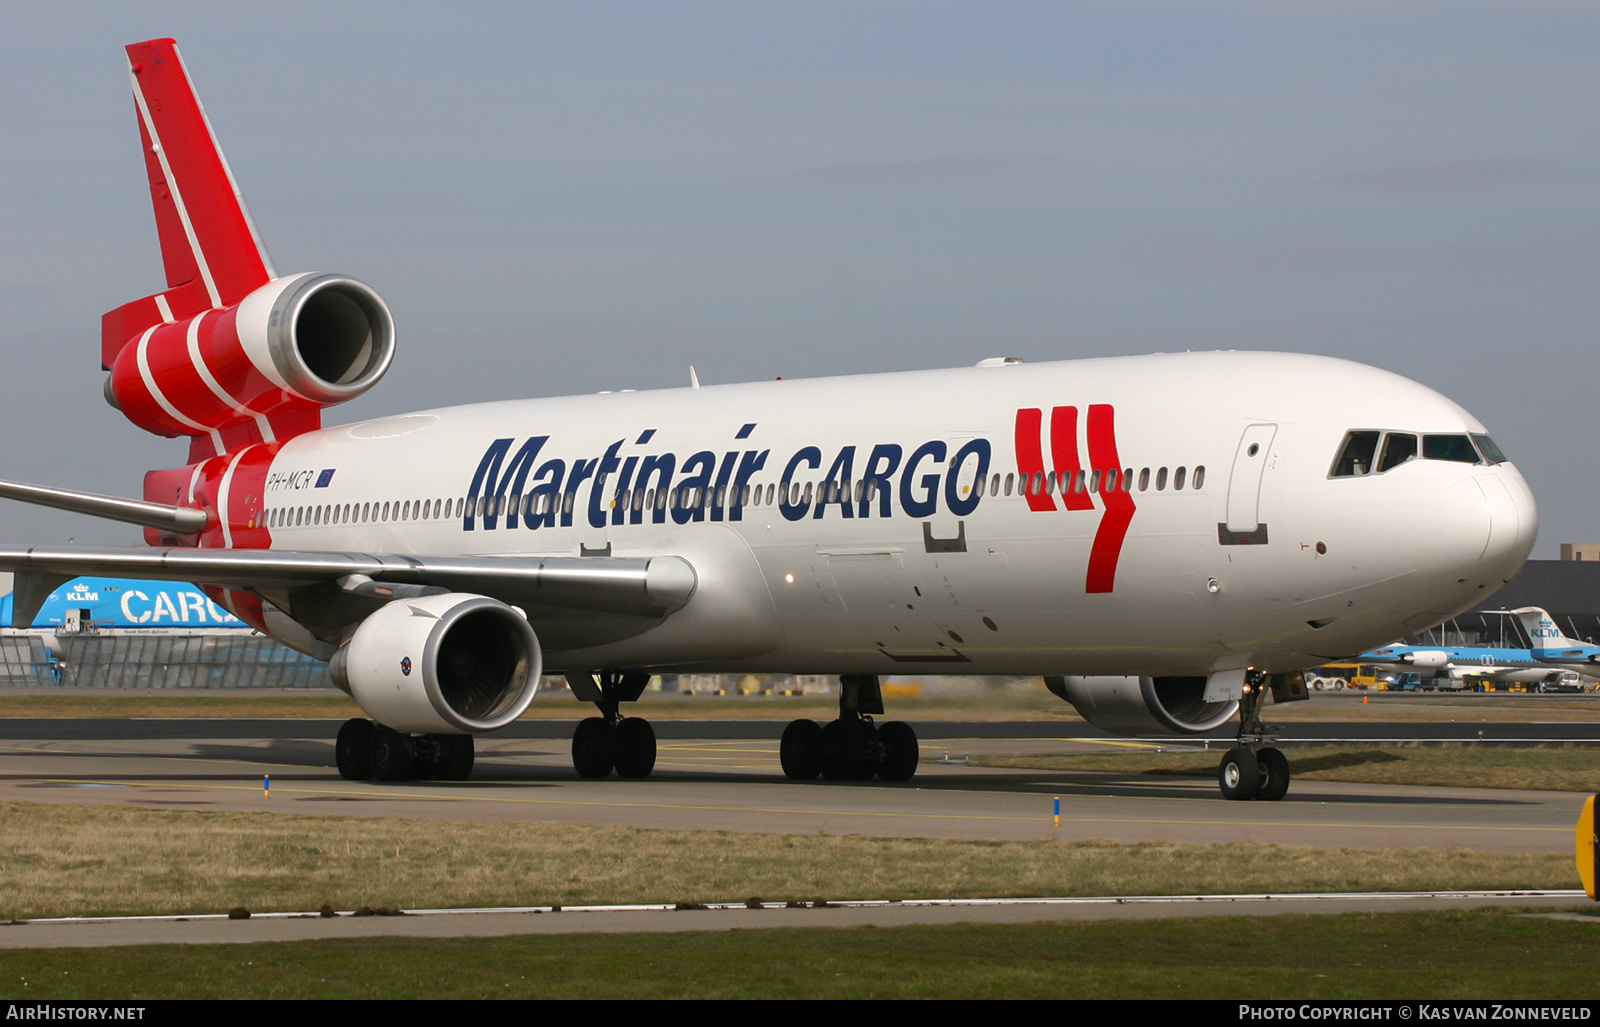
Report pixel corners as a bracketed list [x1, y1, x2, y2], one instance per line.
[266, 461, 1215, 530]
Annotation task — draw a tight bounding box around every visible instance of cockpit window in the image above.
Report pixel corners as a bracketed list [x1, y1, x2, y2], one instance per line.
[1422, 434, 1480, 463]
[1377, 433, 1418, 472]
[1472, 434, 1507, 464]
[1331, 431, 1380, 477]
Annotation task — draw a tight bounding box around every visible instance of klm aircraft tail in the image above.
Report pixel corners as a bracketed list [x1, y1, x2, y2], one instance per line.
[1502, 607, 1588, 655]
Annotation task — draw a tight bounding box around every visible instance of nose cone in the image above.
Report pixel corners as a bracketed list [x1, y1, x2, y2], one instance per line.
[1444, 468, 1538, 585]
[1484, 467, 1539, 580]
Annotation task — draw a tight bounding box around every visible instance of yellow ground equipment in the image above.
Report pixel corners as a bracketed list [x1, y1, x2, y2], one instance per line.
[1578, 795, 1597, 901]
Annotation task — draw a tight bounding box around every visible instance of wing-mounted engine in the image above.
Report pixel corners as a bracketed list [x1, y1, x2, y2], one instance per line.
[329, 593, 542, 735]
[106, 273, 394, 457]
[1045, 675, 1237, 736]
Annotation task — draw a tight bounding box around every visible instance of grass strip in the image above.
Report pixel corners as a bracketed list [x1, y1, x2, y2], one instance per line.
[0, 802, 1574, 921]
[975, 745, 1600, 792]
[3, 909, 1598, 999]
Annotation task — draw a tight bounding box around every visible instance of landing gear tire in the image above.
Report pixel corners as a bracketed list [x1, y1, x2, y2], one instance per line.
[1217, 746, 1260, 800]
[433, 734, 475, 781]
[821, 718, 870, 781]
[615, 717, 657, 779]
[1255, 746, 1290, 801]
[572, 717, 618, 779]
[371, 726, 417, 782]
[875, 721, 919, 782]
[335, 718, 375, 781]
[780, 719, 823, 780]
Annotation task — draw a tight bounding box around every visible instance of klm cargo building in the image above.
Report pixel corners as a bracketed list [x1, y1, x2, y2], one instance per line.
[0, 575, 324, 688]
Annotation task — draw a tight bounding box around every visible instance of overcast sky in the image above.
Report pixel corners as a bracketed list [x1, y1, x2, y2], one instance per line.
[0, 2, 1595, 556]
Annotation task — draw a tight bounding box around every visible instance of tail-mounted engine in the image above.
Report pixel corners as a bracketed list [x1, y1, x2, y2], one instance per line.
[102, 39, 398, 462]
[1395, 650, 1449, 668]
[1045, 675, 1238, 736]
[106, 273, 394, 457]
[330, 593, 542, 735]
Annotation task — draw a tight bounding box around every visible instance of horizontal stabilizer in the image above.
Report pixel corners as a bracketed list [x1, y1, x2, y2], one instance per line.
[0, 479, 208, 535]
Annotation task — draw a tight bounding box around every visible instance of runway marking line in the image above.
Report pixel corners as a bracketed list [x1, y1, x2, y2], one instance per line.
[18, 889, 1586, 926]
[6, 774, 1570, 834]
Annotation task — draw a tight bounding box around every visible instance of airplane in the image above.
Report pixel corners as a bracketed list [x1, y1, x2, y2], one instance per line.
[1500, 607, 1600, 677]
[1356, 643, 1588, 689]
[0, 38, 1538, 802]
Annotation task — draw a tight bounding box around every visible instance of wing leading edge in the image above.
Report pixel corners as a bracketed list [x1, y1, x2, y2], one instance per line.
[0, 546, 697, 653]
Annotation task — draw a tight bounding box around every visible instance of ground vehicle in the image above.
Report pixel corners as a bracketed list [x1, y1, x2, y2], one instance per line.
[1537, 671, 1585, 693]
[1311, 663, 1390, 689]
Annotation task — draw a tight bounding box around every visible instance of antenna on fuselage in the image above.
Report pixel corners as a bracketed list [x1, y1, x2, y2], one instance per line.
[689, 366, 701, 390]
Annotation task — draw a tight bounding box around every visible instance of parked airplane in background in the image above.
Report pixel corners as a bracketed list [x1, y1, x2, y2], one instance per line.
[1503, 607, 1600, 676]
[0, 39, 1539, 801]
[1357, 642, 1586, 689]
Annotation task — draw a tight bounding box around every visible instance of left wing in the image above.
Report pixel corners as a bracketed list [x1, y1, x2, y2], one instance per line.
[0, 545, 697, 653]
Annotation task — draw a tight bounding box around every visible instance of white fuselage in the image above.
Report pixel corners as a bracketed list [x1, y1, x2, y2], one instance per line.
[252, 351, 1537, 677]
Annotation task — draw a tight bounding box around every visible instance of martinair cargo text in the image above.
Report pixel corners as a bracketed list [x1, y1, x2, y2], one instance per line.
[0, 39, 1538, 799]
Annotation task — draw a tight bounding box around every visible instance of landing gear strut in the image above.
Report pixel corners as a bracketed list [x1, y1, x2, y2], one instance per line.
[780, 674, 919, 783]
[334, 718, 475, 782]
[1216, 671, 1301, 801]
[566, 671, 658, 780]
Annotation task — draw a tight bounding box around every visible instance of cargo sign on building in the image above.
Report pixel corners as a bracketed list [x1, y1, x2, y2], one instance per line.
[0, 578, 245, 630]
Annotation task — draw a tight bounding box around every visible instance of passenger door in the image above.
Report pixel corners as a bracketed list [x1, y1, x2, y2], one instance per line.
[1220, 423, 1276, 544]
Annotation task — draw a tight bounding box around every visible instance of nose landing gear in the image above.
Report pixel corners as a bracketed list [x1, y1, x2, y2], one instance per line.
[1216, 671, 1305, 801]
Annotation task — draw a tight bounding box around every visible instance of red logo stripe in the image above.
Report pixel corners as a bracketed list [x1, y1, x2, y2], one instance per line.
[1014, 408, 1057, 512]
[1084, 404, 1136, 594]
[1049, 405, 1095, 512]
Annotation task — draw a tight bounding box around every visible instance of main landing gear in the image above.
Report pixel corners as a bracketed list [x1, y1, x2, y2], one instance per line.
[565, 671, 658, 780]
[779, 674, 920, 783]
[1216, 671, 1304, 801]
[335, 718, 475, 782]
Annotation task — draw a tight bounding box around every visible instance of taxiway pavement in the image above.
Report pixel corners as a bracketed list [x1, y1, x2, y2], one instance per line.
[0, 719, 1586, 853]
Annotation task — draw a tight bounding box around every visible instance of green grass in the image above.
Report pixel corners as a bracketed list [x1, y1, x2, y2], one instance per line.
[0, 802, 1576, 921]
[975, 745, 1600, 792]
[3, 909, 1597, 999]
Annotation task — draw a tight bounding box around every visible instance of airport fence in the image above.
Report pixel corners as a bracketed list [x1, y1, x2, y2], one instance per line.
[0, 633, 328, 688]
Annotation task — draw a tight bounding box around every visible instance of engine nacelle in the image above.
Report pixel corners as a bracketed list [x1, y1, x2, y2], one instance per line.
[108, 272, 394, 440]
[1397, 650, 1450, 668]
[1044, 675, 1238, 736]
[330, 593, 542, 735]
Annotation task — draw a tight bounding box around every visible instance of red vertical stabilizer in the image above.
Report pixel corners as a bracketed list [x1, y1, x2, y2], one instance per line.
[101, 38, 275, 371]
